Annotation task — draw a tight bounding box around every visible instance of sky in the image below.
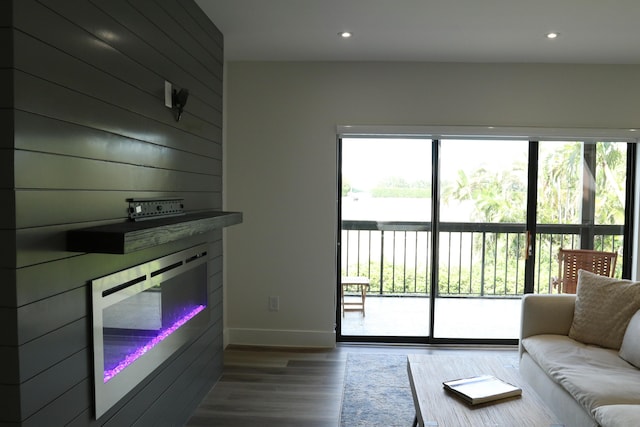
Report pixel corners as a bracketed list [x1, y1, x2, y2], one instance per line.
[342, 138, 528, 191]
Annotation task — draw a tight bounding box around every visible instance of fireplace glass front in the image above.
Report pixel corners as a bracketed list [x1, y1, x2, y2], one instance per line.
[91, 244, 209, 418]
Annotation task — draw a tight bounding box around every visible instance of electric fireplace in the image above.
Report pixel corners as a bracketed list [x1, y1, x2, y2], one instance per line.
[91, 243, 209, 418]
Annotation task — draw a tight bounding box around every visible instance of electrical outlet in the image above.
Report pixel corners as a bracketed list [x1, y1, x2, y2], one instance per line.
[268, 296, 279, 312]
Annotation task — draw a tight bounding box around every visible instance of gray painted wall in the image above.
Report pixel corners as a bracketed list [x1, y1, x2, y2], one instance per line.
[1, 0, 224, 425]
[223, 61, 640, 347]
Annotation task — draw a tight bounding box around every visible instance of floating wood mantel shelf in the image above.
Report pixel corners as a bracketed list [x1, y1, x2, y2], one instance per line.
[67, 211, 243, 254]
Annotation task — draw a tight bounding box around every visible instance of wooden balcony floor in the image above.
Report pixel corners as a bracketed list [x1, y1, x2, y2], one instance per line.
[340, 295, 522, 339]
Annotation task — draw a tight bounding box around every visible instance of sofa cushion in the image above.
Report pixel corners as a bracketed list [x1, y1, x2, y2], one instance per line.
[568, 270, 640, 349]
[619, 310, 640, 368]
[592, 405, 640, 427]
[521, 335, 640, 414]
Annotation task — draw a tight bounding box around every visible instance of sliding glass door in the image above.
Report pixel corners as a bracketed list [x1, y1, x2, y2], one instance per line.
[338, 136, 633, 343]
[434, 139, 529, 339]
[340, 138, 432, 337]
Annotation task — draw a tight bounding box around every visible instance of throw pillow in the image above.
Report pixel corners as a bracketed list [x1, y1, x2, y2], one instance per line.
[619, 310, 640, 368]
[568, 270, 640, 349]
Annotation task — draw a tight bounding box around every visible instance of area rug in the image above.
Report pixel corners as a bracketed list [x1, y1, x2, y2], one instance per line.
[339, 354, 415, 427]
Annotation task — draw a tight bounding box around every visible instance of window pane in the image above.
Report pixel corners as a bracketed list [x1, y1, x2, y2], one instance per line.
[341, 137, 432, 337]
[537, 141, 583, 225]
[595, 142, 627, 226]
[342, 138, 432, 222]
[440, 139, 528, 223]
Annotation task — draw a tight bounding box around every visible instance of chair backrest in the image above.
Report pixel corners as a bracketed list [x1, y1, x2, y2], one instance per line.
[556, 248, 618, 294]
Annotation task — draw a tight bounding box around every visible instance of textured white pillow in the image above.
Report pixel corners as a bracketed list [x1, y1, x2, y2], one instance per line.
[619, 310, 640, 368]
[568, 270, 640, 349]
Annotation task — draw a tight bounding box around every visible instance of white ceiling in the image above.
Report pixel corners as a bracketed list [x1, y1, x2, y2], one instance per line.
[195, 0, 640, 64]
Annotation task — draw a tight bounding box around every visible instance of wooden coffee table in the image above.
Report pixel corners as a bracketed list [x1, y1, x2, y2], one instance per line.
[407, 354, 563, 426]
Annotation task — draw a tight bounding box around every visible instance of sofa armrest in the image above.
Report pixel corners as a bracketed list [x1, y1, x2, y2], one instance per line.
[520, 294, 576, 355]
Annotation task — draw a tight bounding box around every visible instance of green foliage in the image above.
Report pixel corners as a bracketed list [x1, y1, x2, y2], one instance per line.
[342, 141, 627, 298]
[444, 164, 527, 223]
[371, 177, 431, 198]
[342, 255, 527, 297]
[537, 142, 626, 225]
[594, 142, 626, 224]
[342, 178, 352, 197]
[343, 261, 429, 295]
[371, 187, 430, 198]
[442, 141, 626, 226]
[537, 143, 581, 224]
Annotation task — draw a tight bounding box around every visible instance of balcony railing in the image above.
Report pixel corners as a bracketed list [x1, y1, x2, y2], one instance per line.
[341, 220, 623, 297]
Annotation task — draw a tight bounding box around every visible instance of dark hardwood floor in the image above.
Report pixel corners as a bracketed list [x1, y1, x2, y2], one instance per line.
[185, 343, 519, 427]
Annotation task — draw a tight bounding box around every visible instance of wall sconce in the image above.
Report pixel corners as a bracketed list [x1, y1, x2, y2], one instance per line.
[164, 81, 189, 122]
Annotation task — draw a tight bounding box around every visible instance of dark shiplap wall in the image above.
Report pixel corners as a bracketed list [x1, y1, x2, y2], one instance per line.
[1, 0, 224, 425]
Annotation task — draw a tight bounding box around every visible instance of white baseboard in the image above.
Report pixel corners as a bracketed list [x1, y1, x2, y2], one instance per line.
[227, 327, 336, 348]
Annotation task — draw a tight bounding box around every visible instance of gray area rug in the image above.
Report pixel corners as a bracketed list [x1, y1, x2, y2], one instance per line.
[340, 354, 415, 427]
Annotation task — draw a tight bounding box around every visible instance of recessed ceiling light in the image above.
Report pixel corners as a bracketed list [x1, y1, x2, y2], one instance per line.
[546, 32, 559, 39]
[339, 31, 353, 39]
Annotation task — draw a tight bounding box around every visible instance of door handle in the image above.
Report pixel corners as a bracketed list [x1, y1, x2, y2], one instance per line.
[525, 231, 533, 259]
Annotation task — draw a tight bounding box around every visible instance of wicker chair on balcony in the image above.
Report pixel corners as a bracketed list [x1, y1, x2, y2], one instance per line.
[551, 248, 618, 294]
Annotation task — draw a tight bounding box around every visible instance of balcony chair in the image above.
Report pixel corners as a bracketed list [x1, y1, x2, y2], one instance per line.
[551, 248, 618, 294]
[341, 276, 370, 316]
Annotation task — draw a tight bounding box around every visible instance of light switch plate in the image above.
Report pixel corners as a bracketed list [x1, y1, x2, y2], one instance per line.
[164, 81, 172, 108]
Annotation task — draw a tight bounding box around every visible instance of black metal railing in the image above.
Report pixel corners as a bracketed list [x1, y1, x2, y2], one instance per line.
[341, 220, 623, 297]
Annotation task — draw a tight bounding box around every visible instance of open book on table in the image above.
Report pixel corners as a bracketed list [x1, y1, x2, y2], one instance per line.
[443, 374, 522, 405]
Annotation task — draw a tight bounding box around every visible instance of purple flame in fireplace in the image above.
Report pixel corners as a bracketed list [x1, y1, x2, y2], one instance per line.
[103, 304, 205, 383]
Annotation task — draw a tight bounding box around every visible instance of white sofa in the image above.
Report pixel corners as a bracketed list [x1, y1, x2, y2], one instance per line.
[519, 270, 640, 427]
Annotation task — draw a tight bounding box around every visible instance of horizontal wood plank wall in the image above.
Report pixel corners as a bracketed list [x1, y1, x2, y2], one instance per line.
[0, 1, 18, 406]
[3, 0, 224, 424]
[0, 5, 14, 227]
